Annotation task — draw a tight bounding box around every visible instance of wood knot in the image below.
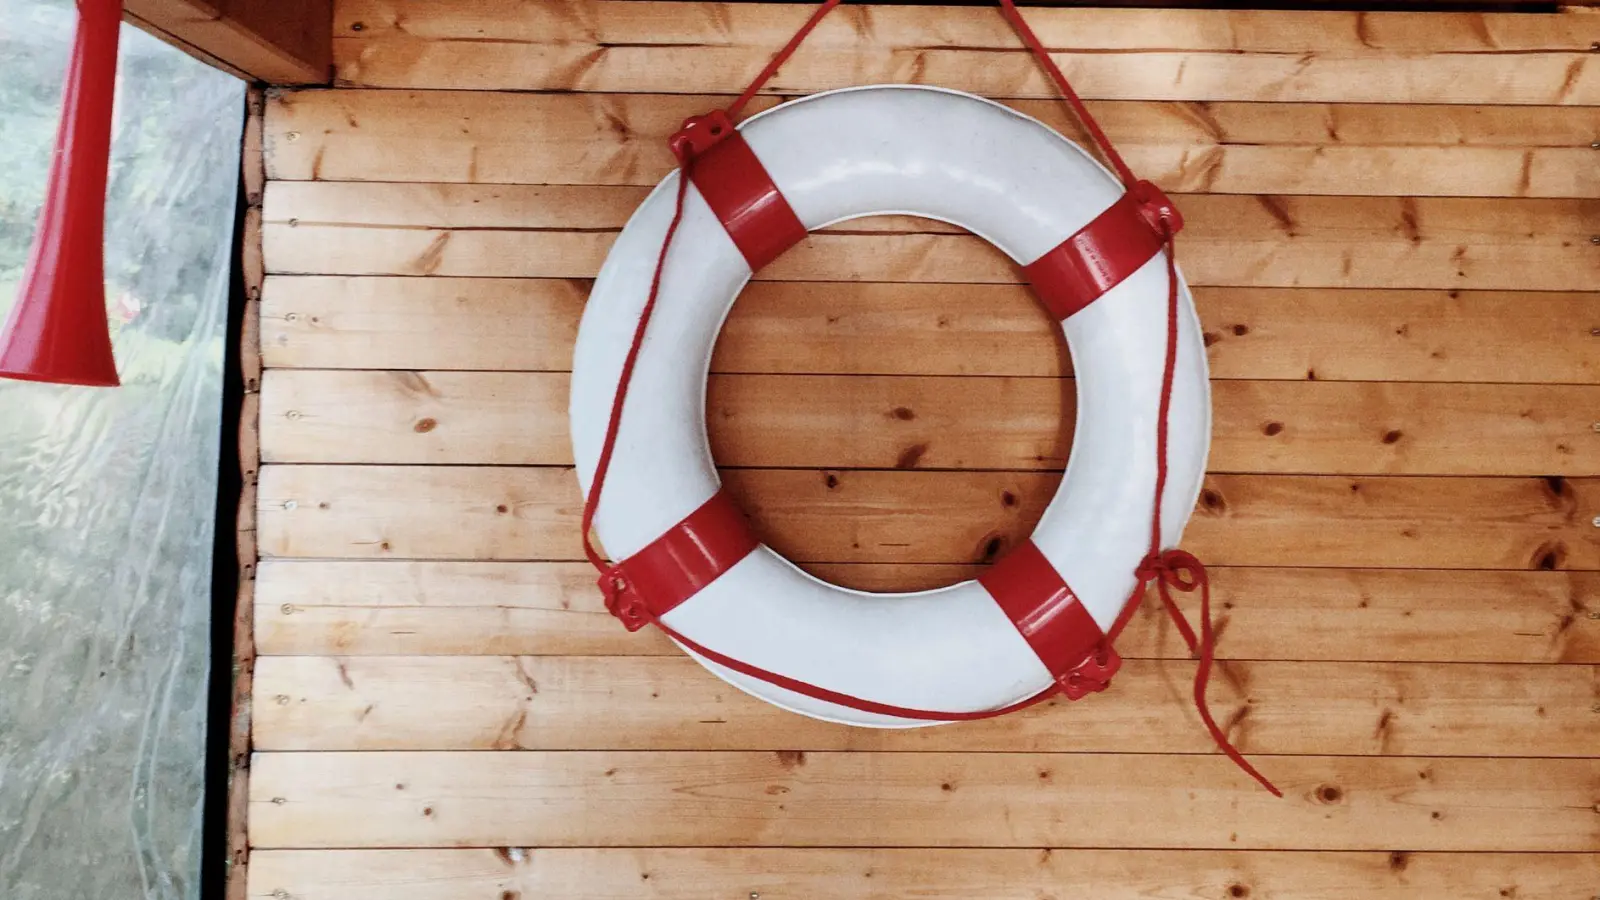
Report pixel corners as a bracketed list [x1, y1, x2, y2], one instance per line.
[1262, 422, 1283, 437]
[413, 417, 438, 433]
[1228, 885, 1250, 899]
[1531, 540, 1566, 571]
[981, 534, 1005, 562]
[1314, 784, 1344, 805]
[895, 443, 928, 469]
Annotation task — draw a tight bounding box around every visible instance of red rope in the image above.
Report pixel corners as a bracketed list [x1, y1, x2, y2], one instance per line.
[578, 0, 1279, 794]
[993, 0, 1138, 187]
[727, 0, 844, 120]
[579, 140, 696, 573]
[1105, 228, 1283, 797]
[606, 572, 1061, 721]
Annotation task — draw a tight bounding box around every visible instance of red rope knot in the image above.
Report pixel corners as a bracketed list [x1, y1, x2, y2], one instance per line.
[599, 569, 650, 633]
[1136, 548, 1205, 593]
[1128, 546, 1282, 797]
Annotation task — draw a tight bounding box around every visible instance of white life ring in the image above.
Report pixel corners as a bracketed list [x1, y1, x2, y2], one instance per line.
[571, 85, 1210, 728]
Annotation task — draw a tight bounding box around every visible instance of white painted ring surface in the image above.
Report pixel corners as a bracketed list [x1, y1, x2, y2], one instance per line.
[571, 85, 1210, 727]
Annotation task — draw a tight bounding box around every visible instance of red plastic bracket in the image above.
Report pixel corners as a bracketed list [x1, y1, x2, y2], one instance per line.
[671, 111, 808, 272]
[1022, 180, 1183, 321]
[979, 540, 1122, 699]
[601, 489, 759, 632]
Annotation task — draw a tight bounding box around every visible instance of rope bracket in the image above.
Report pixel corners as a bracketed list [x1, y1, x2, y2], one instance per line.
[1131, 179, 1184, 238]
[670, 110, 739, 163]
[601, 571, 651, 632]
[1057, 642, 1122, 700]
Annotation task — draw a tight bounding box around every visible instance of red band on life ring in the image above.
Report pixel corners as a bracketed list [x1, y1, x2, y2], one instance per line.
[979, 540, 1121, 699]
[675, 111, 808, 272]
[1023, 180, 1183, 321]
[602, 489, 759, 632]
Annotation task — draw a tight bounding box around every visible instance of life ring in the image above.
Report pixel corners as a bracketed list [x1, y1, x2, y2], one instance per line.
[570, 85, 1210, 728]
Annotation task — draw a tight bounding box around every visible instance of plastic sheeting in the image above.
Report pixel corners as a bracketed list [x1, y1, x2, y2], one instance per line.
[0, 2, 243, 896]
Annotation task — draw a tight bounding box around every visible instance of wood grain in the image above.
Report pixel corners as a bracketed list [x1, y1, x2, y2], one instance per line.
[264, 89, 1600, 197]
[260, 182, 1600, 292]
[255, 465, 1600, 570]
[247, 0, 1600, 873]
[250, 655, 1600, 757]
[333, 2, 1599, 53]
[248, 751, 1600, 850]
[327, 1, 1600, 105]
[126, 0, 331, 84]
[260, 277, 1600, 385]
[255, 560, 1600, 663]
[258, 370, 1600, 476]
[248, 847, 1600, 900]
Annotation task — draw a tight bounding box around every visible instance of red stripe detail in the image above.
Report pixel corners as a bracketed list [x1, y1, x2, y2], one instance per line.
[677, 111, 807, 272]
[1022, 182, 1181, 321]
[603, 489, 758, 632]
[979, 541, 1121, 699]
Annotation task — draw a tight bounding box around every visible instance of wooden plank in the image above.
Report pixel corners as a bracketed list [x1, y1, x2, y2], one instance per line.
[255, 560, 1600, 663]
[247, 847, 1600, 900]
[260, 179, 1593, 238]
[250, 655, 1600, 757]
[125, 0, 330, 84]
[255, 466, 1600, 570]
[328, 1, 1600, 105]
[260, 277, 589, 373]
[333, 1, 1599, 54]
[225, 87, 267, 900]
[247, 751, 1600, 850]
[260, 277, 1600, 385]
[260, 183, 1600, 292]
[258, 370, 1600, 476]
[263, 89, 1600, 197]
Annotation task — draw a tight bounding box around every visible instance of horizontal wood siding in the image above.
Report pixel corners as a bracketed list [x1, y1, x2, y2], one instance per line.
[250, 848, 1600, 900]
[250, 1, 1600, 896]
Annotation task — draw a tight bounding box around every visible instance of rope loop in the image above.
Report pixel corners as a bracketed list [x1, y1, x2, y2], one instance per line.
[1137, 548, 1204, 593]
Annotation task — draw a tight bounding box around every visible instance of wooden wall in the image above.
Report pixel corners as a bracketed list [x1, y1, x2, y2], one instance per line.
[245, 2, 1600, 897]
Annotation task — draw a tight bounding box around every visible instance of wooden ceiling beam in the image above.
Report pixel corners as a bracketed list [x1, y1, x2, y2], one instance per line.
[124, 0, 330, 85]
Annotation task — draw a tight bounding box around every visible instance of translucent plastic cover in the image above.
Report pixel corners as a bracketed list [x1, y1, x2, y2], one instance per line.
[0, 2, 243, 896]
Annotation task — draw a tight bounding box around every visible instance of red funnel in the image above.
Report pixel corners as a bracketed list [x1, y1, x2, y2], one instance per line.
[0, 0, 123, 387]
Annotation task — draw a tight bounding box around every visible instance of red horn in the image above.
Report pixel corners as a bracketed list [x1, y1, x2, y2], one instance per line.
[0, 0, 124, 387]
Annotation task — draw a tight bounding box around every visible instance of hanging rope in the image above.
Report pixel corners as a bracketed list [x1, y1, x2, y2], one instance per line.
[578, 0, 1279, 796]
[1104, 225, 1283, 797]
